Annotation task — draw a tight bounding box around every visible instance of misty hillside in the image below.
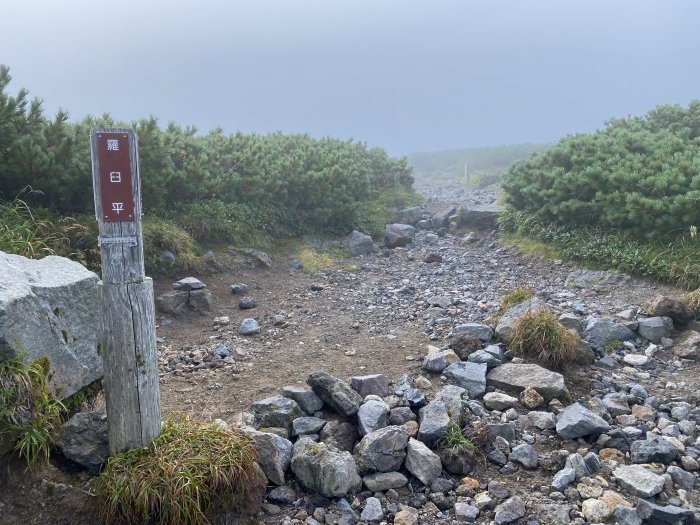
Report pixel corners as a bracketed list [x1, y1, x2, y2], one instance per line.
[407, 144, 550, 186]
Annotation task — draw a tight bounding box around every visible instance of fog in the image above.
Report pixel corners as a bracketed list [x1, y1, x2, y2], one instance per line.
[1, 0, 698, 155]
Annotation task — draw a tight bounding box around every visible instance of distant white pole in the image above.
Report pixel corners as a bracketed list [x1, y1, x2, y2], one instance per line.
[464, 163, 468, 186]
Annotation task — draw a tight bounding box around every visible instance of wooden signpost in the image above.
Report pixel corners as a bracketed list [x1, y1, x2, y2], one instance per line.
[90, 128, 161, 454]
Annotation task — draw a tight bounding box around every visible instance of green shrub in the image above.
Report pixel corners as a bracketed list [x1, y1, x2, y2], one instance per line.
[509, 312, 579, 370]
[0, 356, 65, 465]
[502, 101, 700, 240]
[93, 415, 265, 525]
[352, 187, 424, 236]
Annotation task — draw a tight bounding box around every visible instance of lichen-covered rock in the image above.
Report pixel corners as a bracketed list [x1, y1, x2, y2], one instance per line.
[307, 371, 363, 417]
[243, 396, 303, 433]
[354, 426, 409, 474]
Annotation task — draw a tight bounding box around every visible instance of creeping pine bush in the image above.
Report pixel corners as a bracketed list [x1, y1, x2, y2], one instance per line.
[93, 415, 265, 525]
[509, 312, 579, 370]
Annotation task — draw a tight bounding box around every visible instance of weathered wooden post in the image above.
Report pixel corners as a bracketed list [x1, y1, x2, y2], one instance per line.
[90, 128, 161, 454]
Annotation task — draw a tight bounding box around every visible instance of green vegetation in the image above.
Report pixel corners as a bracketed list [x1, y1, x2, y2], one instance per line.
[0, 356, 65, 466]
[509, 311, 579, 370]
[295, 246, 341, 273]
[499, 286, 535, 313]
[0, 64, 420, 268]
[438, 416, 479, 454]
[680, 288, 700, 318]
[502, 102, 700, 240]
[93, 415, 265, 525]
[500, 208, 700, 289]
[603, 339, 624, 354]
[408, 144, 550, 187]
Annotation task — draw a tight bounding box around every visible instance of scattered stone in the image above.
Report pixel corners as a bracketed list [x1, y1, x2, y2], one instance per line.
[292, 416, 327, 436]
[630, 433, 680, 464]
[635, 499, 694, 525]
[509, 443, 538, 470]
[354, 426, 409, 474]
[394, 508, 419, 525]
[527, 411, 556, 430]
[230, 283, 249, 294]
[239, 296, 257, 309]
[483, 392, 519, 411]
[494, 496, 526, 525]
[350, 374, 389, 398]
[290, 438, 362, 497]
[172, 277, 205, 290]
[453, 502, 479, 523]
[555, 403, 610, 439]
[674, 331, 700, 360]
[405, 438, 442, 486]
[453, 323, 493, 342]
[581, 498, 611, 522]
[250, 430, 293, 486]
[357, 399, 390, 436]
[281, 386, 324, 414]
[308, 371, 363, 417]
[362, 471, 408, 491]
[422, 350, 460, 373]
[417, 400, 450, 448]
[360, 497, 383, 522]
[520, 387, 545, 409]
[442, 362, 487, 398]
[55, 411, 109, 475]
[551, 468, 576, 491]
[584, 318, 637, 351]
[239, 318, 260, 335]
[244, 396, 303, 433]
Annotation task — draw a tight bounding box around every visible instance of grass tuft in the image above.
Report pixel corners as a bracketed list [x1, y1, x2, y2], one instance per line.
[437, 417, 480, 454]
[499, 286, 535, 313]
[0, 355, 65, 466]
[296, 247, 337, 273]
[509, 311, 579, 370]
[93, 415, 265, 525]
[680, 288, 700, 319]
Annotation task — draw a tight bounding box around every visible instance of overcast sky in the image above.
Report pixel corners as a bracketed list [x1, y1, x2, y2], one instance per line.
[1, 0, 698, 155]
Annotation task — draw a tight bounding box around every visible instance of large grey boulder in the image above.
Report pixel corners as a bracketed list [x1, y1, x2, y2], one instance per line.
[673, 330, 700, 360]
[341, 230, 374, 256]
[384, 224, 416, 248]
[307, 371, 363, 417]
[350, 374, 389, 398]
[0, 251, 102, 398]
[396, 206, 422, 225]
[354, 425, 409, 474]
[405, 438, 442, 486]
[442, 362, 487, 398]
[243, 396, 303, 433]
[453, 323, 493, 342]
[431, 206, 457, 229]
[486, 363, 568, 400]
[648, 296, 694, 325]
[250, 430, 293, 485]
[495, 298, 548, 343]
[457, 204, 503, 230]
[555, 403, 610, 439]
[584, 318, 636, 351]
[291, 438, 362, 497]
[422, 349, 460, 373]
[55, 411, 109, 475]
[637, 316, 672, 343]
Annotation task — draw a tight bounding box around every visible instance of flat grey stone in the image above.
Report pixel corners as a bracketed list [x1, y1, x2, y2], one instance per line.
[551, 467, 576, 491]
[350, 374, 389, 398]
[360, 497, 383, 522]
[357, 399, 390, 436]
[486, 363, 568, 399]
[613, 464, 665, 497]
[453, 323, 493, 342]
[281, 386, 324, 414]
[418, 400, 450, 448]
[308, 371, 363, 417]
[637, 316, 672, 343]
[509, 443, 538, 470]
[405, 438, 441, 486]
[443, 362, 487, 398]
[362, 471, 408, 491]
[494, 496, 526, 525]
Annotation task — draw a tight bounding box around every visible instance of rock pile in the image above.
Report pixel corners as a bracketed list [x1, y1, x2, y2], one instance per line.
[239, 305, 700, 525]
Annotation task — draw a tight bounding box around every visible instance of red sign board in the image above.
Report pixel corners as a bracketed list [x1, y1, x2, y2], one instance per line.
[96, 132, 135, 222]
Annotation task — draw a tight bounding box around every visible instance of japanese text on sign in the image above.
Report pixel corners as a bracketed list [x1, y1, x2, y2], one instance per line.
[96, 133, 135, 222]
